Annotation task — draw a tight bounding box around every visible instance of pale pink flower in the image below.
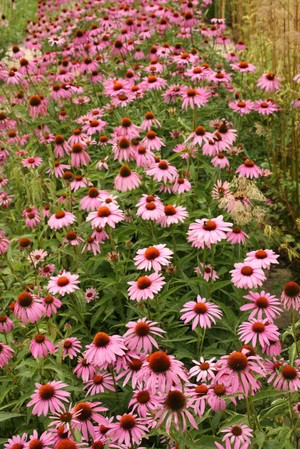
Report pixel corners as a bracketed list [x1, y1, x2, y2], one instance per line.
[136, 195, 164, 221]
[181, 87, 210, 110]
[253, 99, 278, 115]
[80, 187, 101, 211]
[74, 358, 96, 383]
[114, 166, 141, 192]
[129, 388, 162, 418]
[141, 130, 165, 151]
[71, 401, 108, 440]
[47, 271, 80, 296]
[180, 295, 222, 330]
[133, 244, 173, 271]
[22, 156, 43, 168]
[231, 61, 256, 72]
[25, 431, 53, 449]
[195, 264, 219, 282]
[85, 288, 98, 303]
[4, 434, 27, 449]
[268, 365, 300, 391]
[189, 357, 217, 382]
[157, 204, 188, 227]
[226, 227, 249, 245]
[211, 153, 230, 168]
[186, 126, 214, 147]
[27, 381, 70, 416]
[48, 211, 76, 229]
[187, 215, 232, 249]
[86, 204, 124, 229]
[221, 423, 253, 449]
[241, 291, 282, 321]
[128, 273, 165, 302]
[229, 100, 253, 115]
[0, 315, 14, 333]
[61, 337, 82, 359]
[244, 249, 279, 269]
[123, 317, 165, 353]
[230, 262, 266, 289]
[172, 177, 191, 194]
[27, 249, 47, 267]
[39, 265, 55, 277]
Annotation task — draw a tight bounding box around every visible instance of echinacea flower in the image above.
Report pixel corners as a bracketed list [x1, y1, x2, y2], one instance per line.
[180, 296, 222, 330]
[226, 227, 248, 245]
[129, 388, 162, 418]
[187, 215, 232, 249]
[21, 156, 43, 168]
[107, 414, 149, 446]
[155, 389, 198, 431]
[281, 282, 300, 310]
[0, 315, 14, 333]
[123, 317, 165, 353]
[85, 332, 127, 369]
[73, 358, 96, 383]
[29, 334, 56, 359]
[146, 160, 178, 183]
[4, 434, 27, 449]
[0, 343, 14, 367]
[189, 357, 217, 382]
[25, 431, 53, 449]
[244, 249, 279, 269]
[127, 273, 166, 302]
[230, 262, 266, 289]
[236, 160, 262, 179]
[268, 364, 300, 391]
[86, 204, 124, 229]
[114, 165, 141, 192]
[157, 204, 188, 227]
[48, 211, 76, 229]
[14, 292, 44, 324]
[220, 423, 253, 449]
[238, 319, 280, 347]
[257, 72, 281, 92]
[27, 381, 70, 416]
[61, 337, 82, 359]
[133, 244, 173, 271]
[47, 271, 80, 296]
[71, 401, 108, 440]
[137, 351, 187, 393]
[241, 291, 282, 321]
[83, 372, 115, 396]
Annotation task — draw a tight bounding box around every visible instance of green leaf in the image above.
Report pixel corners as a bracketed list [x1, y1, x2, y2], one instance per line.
[0, 412, 24, 422]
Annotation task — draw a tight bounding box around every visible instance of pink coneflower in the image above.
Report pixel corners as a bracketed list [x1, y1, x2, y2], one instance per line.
[281, 281, 300, 310]
[195, 264, 219, 282]
[229, 100, 253, 116]
[86, 204, 124, 229]
[238, 319, 280, 347]
[62, 231, 84, 247]
[127, 273, 166, 302]
[39, 264, 55, 277]
[230, 262, 266, 289]
[241, 291, 282, 321]
[14, 292, 44, 324]
[221, 423, 253, 449]
[4, 434, 27, 449]
[142, 130, 165, 151]
[211, 181, 231, 201]
[116, 353, 147, 388]
[157, 204, 188, 227]
[61, 337, 82, 360]
[236, 160, 262, 179]
[142, 75, 166, 90]
[27, 249, 47, 267]
[172, 177, 191, 194]
[231, 61, 256, 73]
[187, 215, 232, 249]
[129, 388, 162, 418]
[180, 295, 222, 330]
[0, 343, 14, 367]
[215, 350, 265, 396]
[71, 143, 90, 167]
[80, 187, 101, 211]
[83, 373, 115, 396]
[189, 357, 217, 382]
[137, 351, 187, 393]
[22, 156, 43, 168]
[107, 413, 149, 446]
[186, 126, 214, 147]
[25, 431, 53, 449]
[27, 381, 70, 416]
[47, 271, 80, 296]
[211, 153, 230, 169]
[244, 249, 279, 269]
[253, 100, 278, 115]
[141, 112, 161, 131]
[181, 87, 210, 110]
[74, 358, 96, 383]
[293, 403, 300, 416]
[155, 389, 197, 432]
[0, 231, 9, 254]
[48, 211, 76, 229]
[123, 317, 165, 353]
[226, 227, 249, 245]
[29, 334, 56, 359]
[146, 160, 178, 183]
[0, 315, 14, 333]
[136, 195, 164, 221]
[71, 402, 108, 440]
[133, 244, 173, 271]
[114, 165, 141, 192]
[85, 332, 127, 369]
[257, 72, 281, 92]
[269, 365, 300, 391]
[85, 288, 98, 303]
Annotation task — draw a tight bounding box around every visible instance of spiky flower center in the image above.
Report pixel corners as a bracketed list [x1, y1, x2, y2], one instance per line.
[194, 302, 208, 314]
[165, 390, 186, 411]
[241, 266, 253, 276]
[57, 276, 70, 287]
[203, 220, 217, 231]
[18, 292, 33, 307]
[39, 384, 55, 400]
[137, 276, 152, 289]
[93, 332, 110, 348]
[227, 352, 248, 372]
[73, 402, 93, 421]
[148, 351, 171, 373]
[135, 322, 151, 336]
